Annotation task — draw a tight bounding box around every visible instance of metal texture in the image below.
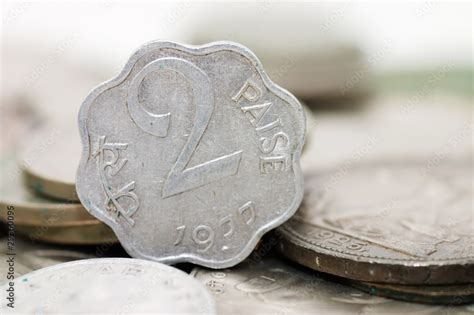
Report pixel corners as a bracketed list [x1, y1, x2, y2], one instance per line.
[278, 160, 473, 285]
[76, 41, 305, 268]
[192, 255, 470, 314]
[0, 258, 215, 314]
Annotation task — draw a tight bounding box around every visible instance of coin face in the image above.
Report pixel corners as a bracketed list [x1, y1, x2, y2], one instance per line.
[1, 258, 215, 314]
[192, 255, 465, 314]
[278, 160, 474, 285]
[76, 41, 305, 268]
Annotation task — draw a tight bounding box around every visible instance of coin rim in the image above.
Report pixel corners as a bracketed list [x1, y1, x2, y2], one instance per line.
[277, 159, 474, 284]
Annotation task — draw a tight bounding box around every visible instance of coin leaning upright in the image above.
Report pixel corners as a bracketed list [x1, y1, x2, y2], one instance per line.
[278, 160, 474, 285]
[76, 41, 305, 268]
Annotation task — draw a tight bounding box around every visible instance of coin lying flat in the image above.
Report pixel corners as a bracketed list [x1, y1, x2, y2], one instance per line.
[21, 126, 80, 201]
[15, 220, 117, 245]
[0, 236, 92, 285]
[348, 281, 474, 305]
[192, 254, 468, 314]
[278, 160, 474, 285]
[77, 41, 305, 268]
[0, 258, 216, 314]
[0, 158, 116, 244]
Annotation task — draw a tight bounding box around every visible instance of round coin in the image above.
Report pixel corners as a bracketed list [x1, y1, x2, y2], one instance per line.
[1, 157, 116, 244]
[77, 41, 305, 268]
[278, 160, 474, 285]
[0, 236, 93, 285]
[349, 281, 474, 305]
[192, 254, 468, 314]
[21, 126, 80, 201]
[0, 258, 216, 314]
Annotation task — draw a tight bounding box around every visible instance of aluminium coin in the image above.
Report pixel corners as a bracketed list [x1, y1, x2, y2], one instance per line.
[0, 258, 216, 314]
[278, 160, 473, 285]
[191, 255, 468, 315]
[76, 41, 305, 268]
[0, 236, 93, 285]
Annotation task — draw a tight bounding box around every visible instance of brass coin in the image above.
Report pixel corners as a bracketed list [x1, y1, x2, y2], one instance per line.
[349, 281, 474, 305]
[1, 158, 94, 226]
[20, 126, 80, 201]
[278, 160, 473, 285]
[15, 221, 117, 245]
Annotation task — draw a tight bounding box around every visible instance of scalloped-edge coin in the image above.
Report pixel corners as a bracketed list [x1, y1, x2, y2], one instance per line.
[0, 258, 215, 314]
[76, 41, 305, 268]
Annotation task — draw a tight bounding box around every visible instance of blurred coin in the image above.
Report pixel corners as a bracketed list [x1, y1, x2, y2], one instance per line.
[15, 220, 117, 245]
[349, 281, 474, 305]
[0, 236, 92, 285]
[278, 160, 473, 285]
[0, 158, 116, 244]
[1, 258, 216, 314]
[192, 254, 467, 314]
[21, 126, 80, 201]
[187, 3, 370, 102]
[77, 41, 305, 268]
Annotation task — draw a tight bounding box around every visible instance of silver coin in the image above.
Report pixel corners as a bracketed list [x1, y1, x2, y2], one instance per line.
[76, 41, 305, 268]
[0, 237, 92, 285]
[192, 255, 469, 314]
[1, 258, 215, 314]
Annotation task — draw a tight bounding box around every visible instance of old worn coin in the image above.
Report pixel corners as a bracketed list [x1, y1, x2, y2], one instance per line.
[192, 255, 469, 314]
[348, 281, 474, 305]
[0, 158, 116, 244]
[278, 160, 473, 285]
[21, 125, 80, 201]
[76, 41, 305, 268]
[0, 258, 216, 314]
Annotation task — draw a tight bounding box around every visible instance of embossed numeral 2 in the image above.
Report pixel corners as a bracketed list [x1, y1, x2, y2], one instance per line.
[128, 57, 242, 197]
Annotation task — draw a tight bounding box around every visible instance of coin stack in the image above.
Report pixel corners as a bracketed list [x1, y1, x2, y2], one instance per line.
[1, 40, 472, 314]
[0, 126, 116, 245]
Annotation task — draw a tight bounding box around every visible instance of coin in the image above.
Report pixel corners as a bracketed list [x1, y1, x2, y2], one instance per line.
[76, 41, 305, 268]
[278, 160, 474, 285]
[187, 4, 370, 101]
[15, 221, 117, 245]
[348, 281, 474, 305]
[0, 158, 116, 244]
[1, 258, 216, 314]
[21, 126, 80, 201]
[0, 236, 93, 285]
[192, 254, 468, 314]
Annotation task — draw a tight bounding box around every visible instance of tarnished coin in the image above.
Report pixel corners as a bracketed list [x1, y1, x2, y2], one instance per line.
[192, 255, 468, 314]
[278, 160, 474, 285]
[76, 41, 305, 268]
[21, 126, 80, 201]
[0, 258, 216, 314]
[0, 158, 116, 244]
[348, 281, 474, 305]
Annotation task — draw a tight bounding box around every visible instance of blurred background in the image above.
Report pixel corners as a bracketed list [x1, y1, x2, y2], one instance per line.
[1, 1, 472, 168]
[0, 0, 472, 270]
